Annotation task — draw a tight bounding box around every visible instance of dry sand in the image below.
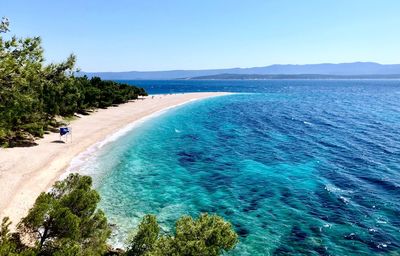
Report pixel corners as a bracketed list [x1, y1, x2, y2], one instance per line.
[0, 92, 228, 226]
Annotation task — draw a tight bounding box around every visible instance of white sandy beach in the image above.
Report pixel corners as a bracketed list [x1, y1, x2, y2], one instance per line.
[0, 92, 228, 226]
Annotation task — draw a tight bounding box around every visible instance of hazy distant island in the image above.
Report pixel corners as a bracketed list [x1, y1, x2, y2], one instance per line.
[79, 62, 400, 80]
[181, 73, 400, 80]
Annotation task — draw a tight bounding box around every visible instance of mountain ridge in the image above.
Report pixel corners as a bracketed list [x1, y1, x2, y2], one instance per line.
[78, 62, 400, 80]
[183, 73, 400, 80]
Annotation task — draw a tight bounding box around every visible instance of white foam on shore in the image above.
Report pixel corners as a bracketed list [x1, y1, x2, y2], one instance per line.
[62, 94, 228, 179]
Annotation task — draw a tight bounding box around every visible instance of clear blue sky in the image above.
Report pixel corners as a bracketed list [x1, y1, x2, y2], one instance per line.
[3, 0, 400, 71]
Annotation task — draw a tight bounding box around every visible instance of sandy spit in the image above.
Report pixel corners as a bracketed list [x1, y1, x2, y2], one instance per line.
[0, 92, 229, 226]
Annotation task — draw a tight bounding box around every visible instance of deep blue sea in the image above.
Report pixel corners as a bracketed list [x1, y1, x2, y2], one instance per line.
[77, 80, 400, 255]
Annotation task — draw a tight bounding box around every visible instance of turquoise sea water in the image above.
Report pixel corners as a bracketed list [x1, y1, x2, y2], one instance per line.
[77, 80, 400, 255]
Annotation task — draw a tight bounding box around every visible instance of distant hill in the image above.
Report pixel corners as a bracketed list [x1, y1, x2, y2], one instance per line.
[79, 62, 400, 80]
[185, 73, 400, 80]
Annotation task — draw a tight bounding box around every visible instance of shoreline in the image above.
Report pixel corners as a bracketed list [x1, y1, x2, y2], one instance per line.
[63, 95, 223, 177]
[0, 92, 229, 226]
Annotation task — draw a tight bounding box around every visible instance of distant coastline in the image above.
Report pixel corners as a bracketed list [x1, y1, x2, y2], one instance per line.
[180, 73, 400, 80]
[79, 62, 400, 80]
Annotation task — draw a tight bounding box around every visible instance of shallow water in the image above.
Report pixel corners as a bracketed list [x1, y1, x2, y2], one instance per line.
[77, 80, 400, 255]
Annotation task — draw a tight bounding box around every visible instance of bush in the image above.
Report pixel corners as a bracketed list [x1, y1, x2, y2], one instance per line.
[18, 173, 111, 255]
[126, 213, 238, 256]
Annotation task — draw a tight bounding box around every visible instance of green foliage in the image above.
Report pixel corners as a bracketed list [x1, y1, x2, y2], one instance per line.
[0, 217, 18, 255]
[18, 173, 111, 256]
[0, 18, 147, 147]
[126, 213, 238, 256]
[0, 217, 36, 256]
[126, 215, 159, 256]
[0, 17, 10, 33]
